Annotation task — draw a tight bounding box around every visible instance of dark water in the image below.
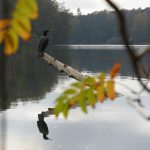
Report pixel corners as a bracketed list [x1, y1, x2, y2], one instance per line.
[0, 45, 150, 150]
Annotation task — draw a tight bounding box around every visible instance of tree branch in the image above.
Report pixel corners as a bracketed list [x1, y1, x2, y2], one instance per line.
[127, 97, 150, 120]
[105, 0, 150, 93]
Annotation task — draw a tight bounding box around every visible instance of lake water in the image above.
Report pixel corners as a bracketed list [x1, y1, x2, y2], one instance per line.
[0, 45, 150, 150]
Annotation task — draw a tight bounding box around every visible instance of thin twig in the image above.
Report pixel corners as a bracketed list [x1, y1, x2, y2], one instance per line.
[127, 97, 150, 120]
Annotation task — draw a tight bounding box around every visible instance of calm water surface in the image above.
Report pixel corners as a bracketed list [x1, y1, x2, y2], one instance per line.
[0, 45, 150, 150]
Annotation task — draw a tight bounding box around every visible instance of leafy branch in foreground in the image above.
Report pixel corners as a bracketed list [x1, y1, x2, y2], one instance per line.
[0, 0, 38, 55]
[54, 64, 121, 118]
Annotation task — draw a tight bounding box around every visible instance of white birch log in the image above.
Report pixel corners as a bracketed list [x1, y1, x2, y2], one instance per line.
[42, 53, 87, 81]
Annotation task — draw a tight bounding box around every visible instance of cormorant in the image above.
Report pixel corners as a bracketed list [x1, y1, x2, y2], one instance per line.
[37, 113, 51, 140]
[38, 30, 49, 57]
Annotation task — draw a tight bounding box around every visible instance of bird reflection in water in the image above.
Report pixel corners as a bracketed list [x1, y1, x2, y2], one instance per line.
[37, 113, 52, 140]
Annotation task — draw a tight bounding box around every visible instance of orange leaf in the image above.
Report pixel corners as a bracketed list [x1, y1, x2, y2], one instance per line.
[0, 19, 11, 30]
[110, 63, 121, 78]
[0, 30, 6, 43]
[4, 36, 14, 55]
[106, 80, 116, 100]
[97, 83, 105, 102]
[4, 29, 19, 56]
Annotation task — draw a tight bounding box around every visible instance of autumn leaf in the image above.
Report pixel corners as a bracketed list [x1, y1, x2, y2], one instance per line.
[0, 30, 6, 43]
[98, 72, 106, 81]
[110, 63, 121, 78]
[12, 20, 31, 41]
[4, 28, 19, 55]
[0, 0, 39, 55]
[106, 80, 116, 100]
[15, 0, 38, 20]
[4, 36, 13, 55]
[54, 65, 121, 118]
[97, 83, 105, 102]
[25, 0, 38, 12]
[0, 19, 10, 30]
[13, 12, 32, 32]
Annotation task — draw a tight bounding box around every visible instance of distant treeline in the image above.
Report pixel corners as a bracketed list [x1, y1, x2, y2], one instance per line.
[68, 8, 150, 44]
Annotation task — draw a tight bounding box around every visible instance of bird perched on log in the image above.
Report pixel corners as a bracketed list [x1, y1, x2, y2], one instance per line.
[38, 30, 49, 57]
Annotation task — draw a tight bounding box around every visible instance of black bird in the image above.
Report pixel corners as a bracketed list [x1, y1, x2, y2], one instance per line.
[38, 30, 49, 57]
[37, 113, 51, 140]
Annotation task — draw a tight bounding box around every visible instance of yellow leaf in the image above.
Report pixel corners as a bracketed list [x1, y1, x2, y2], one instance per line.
[97, 83, 105, 102]
[106, 80, 116, 100]
[110, 63, 121, 78]
[12, 20, 31, 41]
[15, 0, 38, 20]
[98, 72, 105, 81]
[0, 0, 39, 56]
[7, 28, 19, 52]
[4, 29, 19, 55]
[13, 12, 31, 32]
[25, 0, 38, 12]
[0, 19, 10, 30]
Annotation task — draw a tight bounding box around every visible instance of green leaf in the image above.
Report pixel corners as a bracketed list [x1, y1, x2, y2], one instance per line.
[63, 89, 77, 95]
[63, 102, 69, 118]
[54, 95, 67, 117]
[54, 103, 62, 117]
[83, 77, 95, 86]
[86, 88, 96, 107]
[71, 82, 81, 88]
[78, 91, 87, 113]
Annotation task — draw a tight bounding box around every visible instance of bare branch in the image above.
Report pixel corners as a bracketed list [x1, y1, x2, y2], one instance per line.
[127, 97, 150, 120]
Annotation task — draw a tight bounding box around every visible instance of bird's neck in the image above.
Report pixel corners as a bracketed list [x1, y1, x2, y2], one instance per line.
[43, 33, 47, 36]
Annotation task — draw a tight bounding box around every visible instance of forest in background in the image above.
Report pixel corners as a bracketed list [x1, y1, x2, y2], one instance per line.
[1, 0, 150, 46]
[69, 8, 150, 44]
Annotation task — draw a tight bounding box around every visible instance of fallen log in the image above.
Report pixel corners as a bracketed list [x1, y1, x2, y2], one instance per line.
[42, 53, 87, 81]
